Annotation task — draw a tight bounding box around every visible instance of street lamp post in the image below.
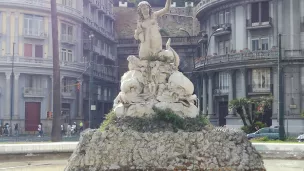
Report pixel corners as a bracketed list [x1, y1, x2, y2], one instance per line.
[10, 43, 15, 136]
[89, 32, 94, 129]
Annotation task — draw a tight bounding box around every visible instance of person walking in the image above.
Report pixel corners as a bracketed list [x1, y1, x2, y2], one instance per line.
[66, 124, 71, 137]
[14, 123, 19, 137]
[38, 123, 43, 137]
[79, 121, 83, 133]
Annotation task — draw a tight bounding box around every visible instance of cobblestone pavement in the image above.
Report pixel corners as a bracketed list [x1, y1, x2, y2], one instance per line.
[0, 159, 304, 171]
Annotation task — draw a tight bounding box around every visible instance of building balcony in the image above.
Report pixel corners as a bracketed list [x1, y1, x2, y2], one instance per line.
[23, 87, 45, 98]
[24, 30, 48, 39]
[247, 84, 273, 95]
[212, 23, 231, 36]
[93, 46, 102, 55]
[0, 0, 82, 20]
[213, 87, 229, 96]
[83, 17, 115, 42]
[195, 0, 233, 17]
[61, 91, 76, 99]
[61, 34, 76, 45]
[195, 49, 279, 69]
[0, 56, 117, 82]
[246, 17, 272, 30]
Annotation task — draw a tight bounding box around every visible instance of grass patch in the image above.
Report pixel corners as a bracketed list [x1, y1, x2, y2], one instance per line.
[99, 107, 210, 132]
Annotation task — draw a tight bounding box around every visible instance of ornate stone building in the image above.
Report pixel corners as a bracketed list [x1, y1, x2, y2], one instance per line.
[195, 0, 304, 134]
[0, 0, 118, 133]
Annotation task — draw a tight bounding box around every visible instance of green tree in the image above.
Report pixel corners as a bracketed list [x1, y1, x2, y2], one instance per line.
[229, 96, 272, 133]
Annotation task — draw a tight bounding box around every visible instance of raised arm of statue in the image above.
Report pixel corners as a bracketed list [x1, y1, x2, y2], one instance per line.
[154, 0, 172, 17]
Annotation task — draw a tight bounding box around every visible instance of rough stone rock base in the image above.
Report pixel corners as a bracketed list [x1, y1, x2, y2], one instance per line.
[65, 128, 265, 171]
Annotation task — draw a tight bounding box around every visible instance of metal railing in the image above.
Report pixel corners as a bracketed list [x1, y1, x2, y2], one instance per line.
[61, 34, 76, 44]
[213, 86, 229, 95]
[247, 84, 273, 94]
[246, 17, 273, 28]
[23, 87, 45, 97]
[195, 50, 279, 68]
[24, 29, 48, 39]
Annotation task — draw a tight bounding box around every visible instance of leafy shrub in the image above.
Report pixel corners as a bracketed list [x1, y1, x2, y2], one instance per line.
[99, 110, 116, 131]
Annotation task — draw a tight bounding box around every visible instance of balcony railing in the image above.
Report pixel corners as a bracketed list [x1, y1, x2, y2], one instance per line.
[0, 56, 117, 82]
[248, 84, 273, 94]
[24, 29, 48, 39]
[62, 91, 75, 99]
[246, 17, 272, 29]
[213, 87, 229, 96]
[195, 0, 234, 16]
[23, 87, 45, 97]
[61, 34, 76, 44]
[195, 50, 279, 68]
[83, 16, 115, 41]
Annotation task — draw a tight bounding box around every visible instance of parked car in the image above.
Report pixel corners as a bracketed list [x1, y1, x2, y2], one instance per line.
[247, 127, 279, 140]
[297, 134, 304, 142]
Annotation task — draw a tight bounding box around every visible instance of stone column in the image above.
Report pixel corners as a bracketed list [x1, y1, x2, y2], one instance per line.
[202, 74, 207, 114]
[208, 72, 214, 115]
[240, 68, 247, 98]
[13, 73, 20, 119]
[5, 72, 11, 119]
[78, 79, 83, 118]
[228, 70, 234, 115]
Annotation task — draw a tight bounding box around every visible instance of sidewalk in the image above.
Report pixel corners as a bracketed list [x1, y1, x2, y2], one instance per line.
[0, 135, 79, 143]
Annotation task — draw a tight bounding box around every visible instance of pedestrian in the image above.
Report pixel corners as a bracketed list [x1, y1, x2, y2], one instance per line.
[61, 124, 64, 136]
[79, 121, 83, 133]
[38, 123, 43, 137]
[14, 123, 19, 137]
[66, 124, 71, 137]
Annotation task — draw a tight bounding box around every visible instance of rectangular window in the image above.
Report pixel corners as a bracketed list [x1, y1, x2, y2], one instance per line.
[67, 50, 72, 62]
[35, 45, 43, 58]
[61, 23, 73, 41]
[24, 43, 32, 57]
[61, 49, 72, 62]
[219, 12, 224, 24]
[24, 14, 44, 36]
[61, 49, 66, 61]
[251, 39, 259, 51]
[225, 11, 230, 24]
[62, 78, 74, 93]
[251, 3, 259, 23]
[25, 75, 42, 88]
[218, 41, 224, 55]
[218, 72, 229, 93]
[252, 68, 271, 92]
[62, 0, 72, 7]
[261, 38, 269, 50]
[224, 41, 230, 54]
[261, 1, 269, 22]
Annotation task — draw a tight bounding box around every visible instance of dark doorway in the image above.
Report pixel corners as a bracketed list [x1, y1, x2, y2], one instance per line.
[218, 101, 228, 126]
[25, 102, 41, 131]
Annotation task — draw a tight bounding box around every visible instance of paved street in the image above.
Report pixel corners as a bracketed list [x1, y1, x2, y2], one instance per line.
[0, 159, 303, 171]
[0, 135, 79, 143]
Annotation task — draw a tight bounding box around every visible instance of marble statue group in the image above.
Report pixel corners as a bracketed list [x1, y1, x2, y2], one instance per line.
[113, 0, 199, 118]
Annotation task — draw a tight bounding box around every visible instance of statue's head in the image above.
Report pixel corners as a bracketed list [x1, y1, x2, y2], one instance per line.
[137, 1, 152, 20]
